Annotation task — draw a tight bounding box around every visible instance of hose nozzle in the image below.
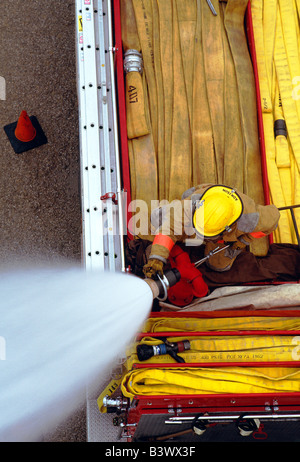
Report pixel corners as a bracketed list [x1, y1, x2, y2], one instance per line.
[137, 339, 190, 363]
[144, 268, 181, 301]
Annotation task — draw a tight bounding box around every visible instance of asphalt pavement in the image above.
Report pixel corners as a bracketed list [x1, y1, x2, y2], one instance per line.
[0, 0, 86, 442]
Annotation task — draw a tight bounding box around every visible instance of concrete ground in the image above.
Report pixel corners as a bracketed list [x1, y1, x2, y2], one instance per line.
[0, 0, 86, 441]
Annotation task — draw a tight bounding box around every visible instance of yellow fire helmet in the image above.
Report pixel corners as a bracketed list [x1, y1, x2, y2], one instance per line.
[193, 185, 243, 238]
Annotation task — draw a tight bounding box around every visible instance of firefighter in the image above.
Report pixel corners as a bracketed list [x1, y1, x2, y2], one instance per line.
[143, 184, 280, 278]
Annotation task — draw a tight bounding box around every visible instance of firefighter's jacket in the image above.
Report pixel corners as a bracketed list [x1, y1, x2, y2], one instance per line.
[149, 184, 280, 263]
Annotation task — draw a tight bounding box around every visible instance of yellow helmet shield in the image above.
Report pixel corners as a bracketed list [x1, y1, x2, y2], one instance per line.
[193, 185, 243, 238]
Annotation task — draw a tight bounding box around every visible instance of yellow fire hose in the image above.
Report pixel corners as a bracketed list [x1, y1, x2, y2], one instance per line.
[121, 312, 300, 397]
[251, 0, 300, 244]
[120, 365, 300, 398]
[97, 314, 300, 410]
[143, 314, 300, 332]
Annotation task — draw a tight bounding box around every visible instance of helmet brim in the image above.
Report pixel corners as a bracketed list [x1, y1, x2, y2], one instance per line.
[193, 185, 243, 238]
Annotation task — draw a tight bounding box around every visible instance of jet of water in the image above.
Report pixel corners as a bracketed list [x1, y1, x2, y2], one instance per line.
[0, 265, 153, 441]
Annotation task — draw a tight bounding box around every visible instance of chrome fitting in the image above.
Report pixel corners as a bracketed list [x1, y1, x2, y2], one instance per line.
[124, 49, 143, 75]
[102, 395, 128, 410]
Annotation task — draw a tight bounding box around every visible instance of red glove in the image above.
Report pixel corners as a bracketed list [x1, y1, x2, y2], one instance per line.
[167, 246, 208, 306]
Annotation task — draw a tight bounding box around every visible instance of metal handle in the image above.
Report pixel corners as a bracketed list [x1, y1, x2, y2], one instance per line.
[166, 413, 300, 424]
[206, 0, 217, 16]
[156, 273, 169, 301]
[194, 244, 231, 267]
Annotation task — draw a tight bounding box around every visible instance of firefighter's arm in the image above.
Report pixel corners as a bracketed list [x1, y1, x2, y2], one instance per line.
[143, 234, 176, 279]
[238, 204, 280, 246]
[255, 204, 280, 234]
[144, 201, 185, 279]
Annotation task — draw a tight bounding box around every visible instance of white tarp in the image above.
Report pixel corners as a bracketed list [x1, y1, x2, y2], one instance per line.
[159, 284, 300, 312]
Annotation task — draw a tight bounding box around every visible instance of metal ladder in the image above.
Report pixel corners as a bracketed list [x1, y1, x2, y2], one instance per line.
[76, 0, 125, 273]
[75, 0, 125, 441]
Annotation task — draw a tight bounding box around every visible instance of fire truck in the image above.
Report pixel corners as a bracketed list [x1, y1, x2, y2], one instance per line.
[76, 0, 300, 442]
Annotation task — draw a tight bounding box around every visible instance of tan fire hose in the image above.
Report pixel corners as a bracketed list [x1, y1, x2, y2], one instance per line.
[120, 0, 270, 256]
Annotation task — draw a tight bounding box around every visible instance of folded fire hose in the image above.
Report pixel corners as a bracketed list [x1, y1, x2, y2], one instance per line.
[143, 315, 300, 332]
[121, 0, 300, 246]
[120, 366, 300, 399]
[251, 0, 300, 243]
[97, 313, 300, 411]
[129, 334, 300, 367]
[120, 0, 268, 256]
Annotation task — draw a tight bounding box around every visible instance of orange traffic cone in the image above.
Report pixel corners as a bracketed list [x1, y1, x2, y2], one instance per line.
[4, 110, 47, 154]
[14, 110, 37, 142]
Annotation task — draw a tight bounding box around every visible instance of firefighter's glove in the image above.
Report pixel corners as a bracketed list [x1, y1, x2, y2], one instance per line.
[143, 258, 164, 279]
[224, 241, 246, 259]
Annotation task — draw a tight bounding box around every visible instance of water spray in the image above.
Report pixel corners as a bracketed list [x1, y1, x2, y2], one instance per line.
[0, 266, 155, 442]
[0, 261, 181, 441]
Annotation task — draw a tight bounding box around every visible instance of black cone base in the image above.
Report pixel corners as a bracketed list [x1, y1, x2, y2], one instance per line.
[4, 116, 48, 154]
